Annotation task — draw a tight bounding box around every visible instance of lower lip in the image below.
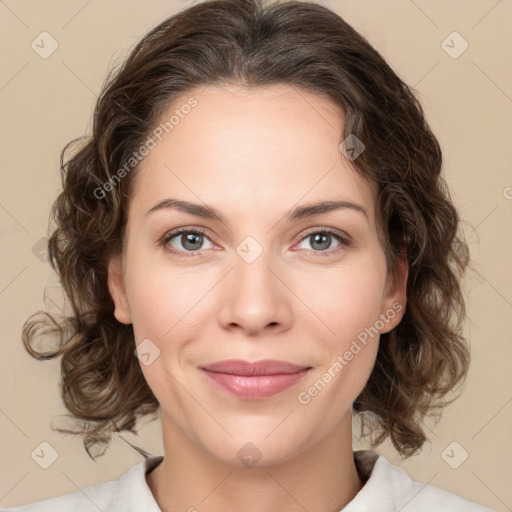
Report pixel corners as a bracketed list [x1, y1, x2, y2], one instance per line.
[201, 369, 310, 399]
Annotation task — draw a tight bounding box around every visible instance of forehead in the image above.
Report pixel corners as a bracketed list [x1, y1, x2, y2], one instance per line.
[129, 83, 378, 224]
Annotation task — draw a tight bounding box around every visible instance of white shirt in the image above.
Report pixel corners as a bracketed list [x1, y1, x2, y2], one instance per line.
[1, 450, 496, 511]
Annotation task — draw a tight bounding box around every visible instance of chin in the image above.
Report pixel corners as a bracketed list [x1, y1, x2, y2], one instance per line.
[192, 417, 317, 469]
[209, 436, 304, 469]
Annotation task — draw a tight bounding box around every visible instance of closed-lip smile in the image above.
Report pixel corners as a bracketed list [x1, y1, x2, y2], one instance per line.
[200, 359, 312, 399]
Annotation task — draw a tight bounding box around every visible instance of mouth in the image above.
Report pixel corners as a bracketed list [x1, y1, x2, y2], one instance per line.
[200, 359, 312, 400]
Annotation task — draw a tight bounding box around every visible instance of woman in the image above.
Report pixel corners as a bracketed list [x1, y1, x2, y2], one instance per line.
[2, 0, 495, 510]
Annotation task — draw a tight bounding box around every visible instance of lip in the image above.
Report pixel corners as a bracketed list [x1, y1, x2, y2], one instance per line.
[200, 359, 311, 400]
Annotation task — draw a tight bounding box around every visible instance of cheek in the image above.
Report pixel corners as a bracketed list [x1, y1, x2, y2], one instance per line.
[124, 250, 214, 341]
[124, 260, 207, 416]
[295, 259, 386, 417]
[298, 253, 388, 343]
[295, 251, 387, 404]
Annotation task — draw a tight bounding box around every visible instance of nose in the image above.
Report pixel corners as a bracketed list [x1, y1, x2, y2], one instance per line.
[218, 247, 293, 336]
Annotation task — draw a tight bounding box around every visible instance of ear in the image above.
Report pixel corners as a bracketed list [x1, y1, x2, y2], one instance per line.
[107, 254, 132, 325]
[379, 256, 408, 334]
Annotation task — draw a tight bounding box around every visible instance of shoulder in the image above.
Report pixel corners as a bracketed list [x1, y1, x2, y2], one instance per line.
[383, 457, 494, 512]
[0, 480, 117, 512]
[351, 450, 496, 512]
[0, 456, 164, 512]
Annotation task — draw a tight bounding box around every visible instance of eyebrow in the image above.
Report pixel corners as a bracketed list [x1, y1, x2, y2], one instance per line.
[146, 198, 369, 225]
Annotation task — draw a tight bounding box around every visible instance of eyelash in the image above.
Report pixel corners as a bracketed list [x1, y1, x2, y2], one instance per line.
[158, 227, 352, 259]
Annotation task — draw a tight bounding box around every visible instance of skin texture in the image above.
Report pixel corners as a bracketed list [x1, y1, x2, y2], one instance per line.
[108, 83, 408, 512]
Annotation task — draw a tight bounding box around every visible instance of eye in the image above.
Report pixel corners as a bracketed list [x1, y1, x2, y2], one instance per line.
[159, 227, 351, 258]
[295, 228, 351, 256]
[160, 228, 214, 257]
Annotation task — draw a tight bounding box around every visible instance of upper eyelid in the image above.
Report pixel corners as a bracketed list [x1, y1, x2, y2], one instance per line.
[298, 226, 352, 242]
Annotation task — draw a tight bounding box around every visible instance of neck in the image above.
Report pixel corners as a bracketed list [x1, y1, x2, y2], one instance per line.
[147, 413, 363, 512]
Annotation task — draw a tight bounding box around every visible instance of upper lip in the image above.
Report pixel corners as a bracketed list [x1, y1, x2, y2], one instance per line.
[201, 359, 311, 376]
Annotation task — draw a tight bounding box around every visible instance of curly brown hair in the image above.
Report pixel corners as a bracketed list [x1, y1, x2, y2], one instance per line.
[23, 0, 471, 461]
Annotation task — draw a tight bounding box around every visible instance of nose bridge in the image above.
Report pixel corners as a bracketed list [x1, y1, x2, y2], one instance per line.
[219, 237, 291, 333]
[235, 240, 274, 294]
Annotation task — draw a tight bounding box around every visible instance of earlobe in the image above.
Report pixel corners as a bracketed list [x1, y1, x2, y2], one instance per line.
[380, 256, 408, 334]
[107, 255, 132, 325]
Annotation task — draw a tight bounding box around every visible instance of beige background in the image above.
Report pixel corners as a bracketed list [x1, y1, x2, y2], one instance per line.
[1, 0, 511, 509]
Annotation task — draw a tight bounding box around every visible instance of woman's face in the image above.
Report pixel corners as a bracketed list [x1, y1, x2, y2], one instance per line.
[108, 83, 407, 467]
